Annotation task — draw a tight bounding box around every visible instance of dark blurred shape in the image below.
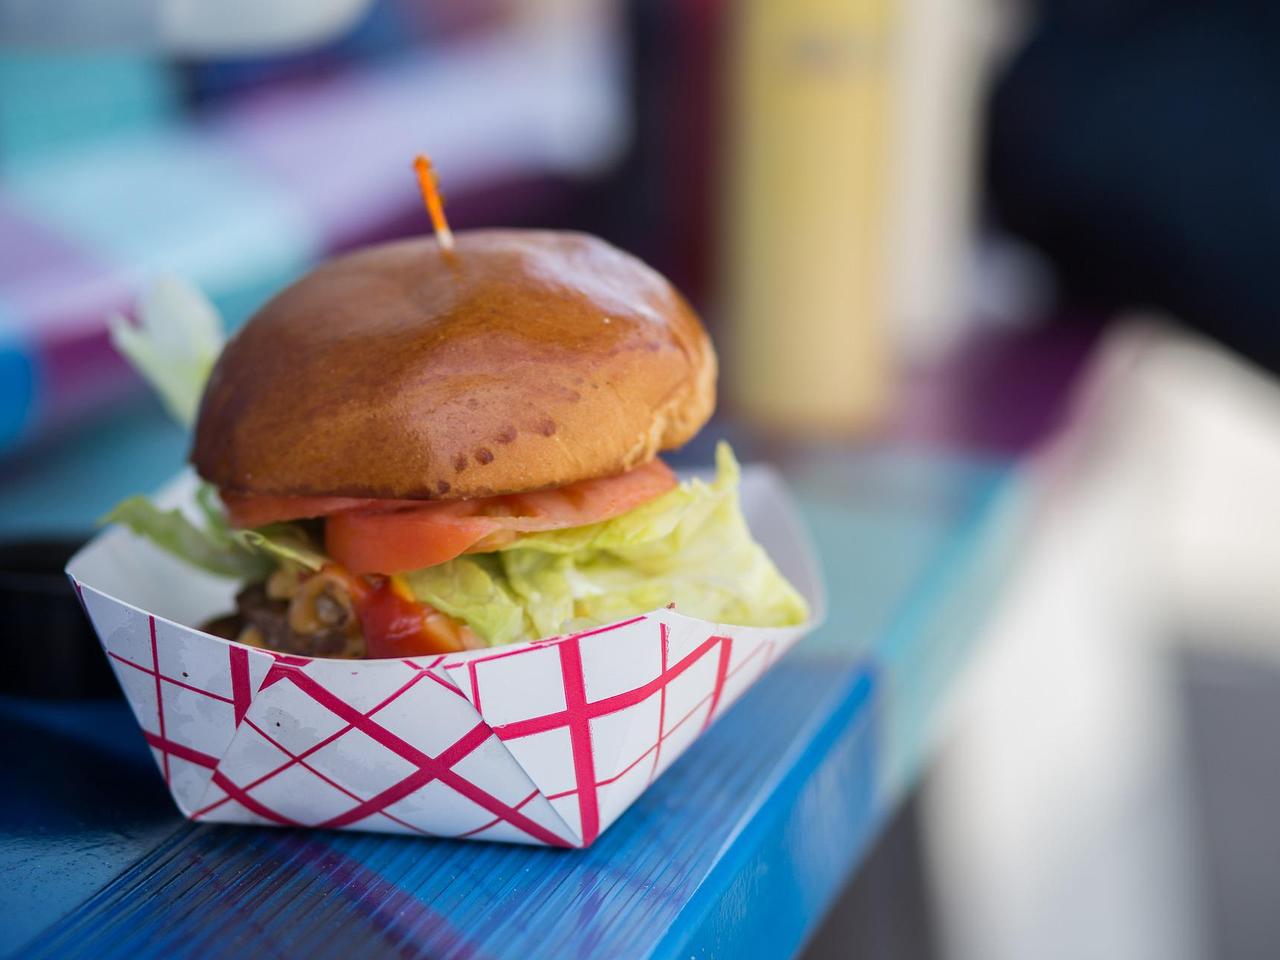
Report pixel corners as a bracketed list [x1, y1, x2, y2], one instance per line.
[989, 0, 1280, 371]
[615, 0, 723, 307]
[0, 537, 118, 698]
[0, 697, 178, 956]
[802, 790, 938, 960]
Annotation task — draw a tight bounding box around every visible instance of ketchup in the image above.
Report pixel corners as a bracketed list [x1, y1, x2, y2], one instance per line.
[354, 573, 475, 657]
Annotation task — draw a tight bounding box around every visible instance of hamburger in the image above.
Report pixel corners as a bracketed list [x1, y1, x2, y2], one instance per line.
[108, 217, 806, 659]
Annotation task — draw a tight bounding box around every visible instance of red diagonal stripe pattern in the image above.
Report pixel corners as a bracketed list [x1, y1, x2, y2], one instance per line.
[211, 770, 302, 827]
[148, 617, 170, 784]
[490, 632, 726, 740]
[277, 669, 570, 846]
[239, 715, 431, 836]
[439, 616, 648, 672]
[91, 580, 784, 846]
[107, 651, 234, 703]
[189, 670, 429, 821]
[647, 623, 671, 786]
[230, 646, 253, 725]
[702, 636, 734, 731]
[119, 619, 270, 805]
[196, 660, 572, 846]
[143, 731, 218, 769]
[315, 721, 491, 829]
[541, 636, 770, 803]
[558, 637, 601, 845]
[468, 621, 742, 843]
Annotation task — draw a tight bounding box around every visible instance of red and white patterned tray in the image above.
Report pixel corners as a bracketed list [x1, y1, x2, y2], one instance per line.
[67, 466, 822, 847]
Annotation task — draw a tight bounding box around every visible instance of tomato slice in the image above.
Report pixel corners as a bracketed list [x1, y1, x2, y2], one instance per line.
[327, 511, 498, 576]
[325, 459, 676, 574]
[222, 492, 395, 529]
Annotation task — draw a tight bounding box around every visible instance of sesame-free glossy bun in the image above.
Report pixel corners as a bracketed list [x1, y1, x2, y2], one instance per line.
[191, 230, 716, 500]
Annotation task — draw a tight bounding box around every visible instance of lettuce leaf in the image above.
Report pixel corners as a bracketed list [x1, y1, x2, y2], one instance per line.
[105, 485, 324, 580]
[108, 277, 223, 428]
[106, 443, 808, 649]
[234, 524, 327, 573]
[105, 278, 332, 577]
[105, 487, 272, 580]
[403, 443, 809, 644]
[400, 554, 529, 645]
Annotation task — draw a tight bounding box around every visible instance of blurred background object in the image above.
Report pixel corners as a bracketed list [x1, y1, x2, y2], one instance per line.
[0, 0, 629, 507]
[720, 0, 894, 432]
[924, 321, 1280, 960]
[720, 0, 1009, 431]
[988, 0, 1280, 373]
[5, 1, 1280, 957]
[0, 0, 376, 54]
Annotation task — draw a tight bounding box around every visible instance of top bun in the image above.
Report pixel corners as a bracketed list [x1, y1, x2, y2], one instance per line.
[191, 230, 716, 500]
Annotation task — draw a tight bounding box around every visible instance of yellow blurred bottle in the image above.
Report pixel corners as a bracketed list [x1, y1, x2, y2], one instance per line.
[721, 0, 893, 433]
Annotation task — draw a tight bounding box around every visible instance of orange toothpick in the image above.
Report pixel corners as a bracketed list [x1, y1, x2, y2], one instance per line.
[413, 154, 454, 252]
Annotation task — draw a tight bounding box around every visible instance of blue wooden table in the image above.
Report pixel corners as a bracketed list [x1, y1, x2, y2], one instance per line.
[1, 438, 1017, 959]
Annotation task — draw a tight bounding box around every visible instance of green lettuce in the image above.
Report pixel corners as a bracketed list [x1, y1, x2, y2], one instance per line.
[105, 277, 337, 578]
[235, 524, 327, 572]
[103, 276, 807, 647]
[107, 442, 807, 648]
[400, 554, 529, 646]
[403, 443, 809, 644]
[104, 484, 323, 580]
[108, 277, 223, 428]
[105, 484, 271, 579]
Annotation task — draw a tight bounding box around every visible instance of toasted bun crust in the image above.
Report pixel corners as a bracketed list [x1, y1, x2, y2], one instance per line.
[191, 230, 716, 499]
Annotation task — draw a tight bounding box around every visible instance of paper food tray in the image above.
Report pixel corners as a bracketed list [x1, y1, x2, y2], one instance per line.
[67, 465, 824, 847]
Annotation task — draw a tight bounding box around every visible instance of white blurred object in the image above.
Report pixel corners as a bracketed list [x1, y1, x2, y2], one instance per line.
[924, 320, 1280, 960]
[0, 0, 374, 53]
[1054, 319, 1280, 643]
[886, 0, 1024, 361]
[885, 0, 990, 361]
[161, 0, 372, 54]
[505, 0, 628, 176]
[1139, 336, 1280, 644]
